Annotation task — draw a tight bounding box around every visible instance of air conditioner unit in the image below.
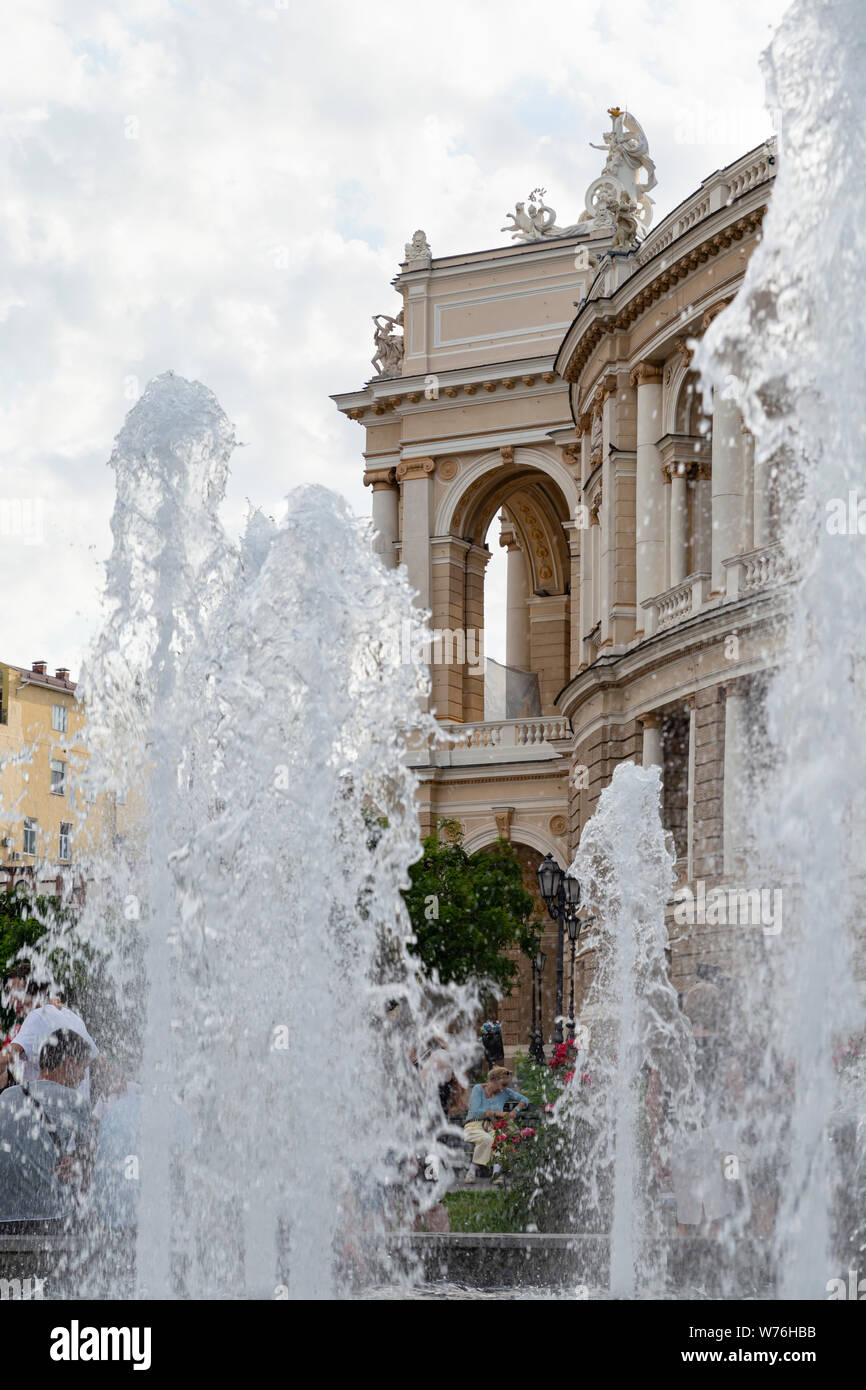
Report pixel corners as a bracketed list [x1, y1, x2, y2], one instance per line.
[9, 852, 21, 861]
[0, 836, 11, 847]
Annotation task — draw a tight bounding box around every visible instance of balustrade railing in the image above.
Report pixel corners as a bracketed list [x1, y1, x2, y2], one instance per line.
[445, 716, 571, 752]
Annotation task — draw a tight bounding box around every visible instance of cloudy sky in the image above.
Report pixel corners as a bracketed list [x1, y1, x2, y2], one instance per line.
[0, 0, 788, 675]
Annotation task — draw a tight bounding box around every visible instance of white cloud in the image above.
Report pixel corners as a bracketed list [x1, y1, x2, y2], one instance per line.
[0, 0, 788, 675]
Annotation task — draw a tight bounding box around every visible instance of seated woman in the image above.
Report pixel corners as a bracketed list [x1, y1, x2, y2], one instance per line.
[463, 1065, 529, 1183]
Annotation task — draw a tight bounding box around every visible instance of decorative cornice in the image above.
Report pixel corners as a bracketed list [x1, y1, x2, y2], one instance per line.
[561, 207, 766, 384]
[396, 457, 435, 482]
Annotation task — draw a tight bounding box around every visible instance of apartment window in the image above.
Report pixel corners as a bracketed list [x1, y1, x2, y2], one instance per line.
[23, 819, 37, 856]
[59, 823, 72, 861]
[50, 759, 66, 795]
[52, 703, 68, 734]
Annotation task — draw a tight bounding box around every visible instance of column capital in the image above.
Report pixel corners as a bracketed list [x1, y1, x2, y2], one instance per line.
[638, 712, 662, 730]
[630, 360, 664, 388]
[363, 466, 397, 490]
[499, 526, 521, 552]
[396, 457, 435, 482]
[721, 678, 747, 700]
[591, 372, 617, 411]
[578, 411, 593, 434]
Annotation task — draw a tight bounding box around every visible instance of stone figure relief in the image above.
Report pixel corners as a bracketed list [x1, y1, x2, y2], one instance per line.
[371, 310, 404, 378]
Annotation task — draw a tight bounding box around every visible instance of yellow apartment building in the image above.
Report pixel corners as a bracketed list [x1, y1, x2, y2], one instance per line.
[0, 659, 123, 895]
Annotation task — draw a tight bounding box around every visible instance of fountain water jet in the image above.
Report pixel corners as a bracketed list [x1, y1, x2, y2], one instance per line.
[565, 762, 696, 1297]
[61, 372, 472, 1298]
[697, 0, 866, 1299]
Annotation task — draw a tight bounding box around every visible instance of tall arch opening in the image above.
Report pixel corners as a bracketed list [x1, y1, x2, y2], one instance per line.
[433, 455, 573, 724]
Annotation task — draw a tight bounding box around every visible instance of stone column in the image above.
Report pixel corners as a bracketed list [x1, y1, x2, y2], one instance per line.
[749, 429, 773, 549]
[694, 462, 713, 575]
[463, 543, 490, 721]
[668, 465, 688, 587]
[528, 592, 569, 713]
[590, 492, 602, 631]
[562, 518, 582, 680]
[710, 392, 745, 593]
[686, 696, 697, 882]
[640, 713, 663, 769]
[396, 457, 435, 609]
[430, 535, 471, 722]
[364, 466, 399, 568]
[631, 362, 666, 623]
[501, 526, 531, 670]
[722, 682, 748, 875]
[599, 374, 617, 646]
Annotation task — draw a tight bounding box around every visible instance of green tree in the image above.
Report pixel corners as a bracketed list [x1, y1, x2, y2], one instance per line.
[402, 819, 541, 994]
[0, 887, 52, 1031]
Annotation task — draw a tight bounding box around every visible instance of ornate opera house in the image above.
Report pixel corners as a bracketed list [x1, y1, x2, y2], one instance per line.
[333, 110, 780, 1052]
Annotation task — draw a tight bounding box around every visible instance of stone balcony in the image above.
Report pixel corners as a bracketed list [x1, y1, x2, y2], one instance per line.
[640, 545, 796, 638]
[424, 716, 572, 767]
[641, 573, 712, 637]
[723, 543, 795, 599]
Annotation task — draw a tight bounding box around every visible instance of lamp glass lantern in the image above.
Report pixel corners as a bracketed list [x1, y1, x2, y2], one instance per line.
[562, 873, 581, 908]
[536, 854, 562, 905]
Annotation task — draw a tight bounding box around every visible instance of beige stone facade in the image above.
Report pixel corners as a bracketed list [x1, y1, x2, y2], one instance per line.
[334, 140, 783, 1051]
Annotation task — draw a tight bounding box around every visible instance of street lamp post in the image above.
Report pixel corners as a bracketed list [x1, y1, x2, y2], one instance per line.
[530, 950, 544, 1056]
[566, 915, 580, 1040]
[529, 948, 547, 1063]
[536, 853, 581, 1045]
[529, 956, 538, 1060]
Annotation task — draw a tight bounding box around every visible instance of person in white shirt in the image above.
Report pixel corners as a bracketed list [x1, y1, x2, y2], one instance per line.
[1, 990, 98, 1097]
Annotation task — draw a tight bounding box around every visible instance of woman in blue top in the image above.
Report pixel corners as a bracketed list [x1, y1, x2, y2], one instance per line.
[463, 1066, 529, 1182]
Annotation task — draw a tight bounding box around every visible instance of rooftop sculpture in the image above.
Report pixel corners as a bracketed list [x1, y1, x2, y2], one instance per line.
[502, 108, 657, 246]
